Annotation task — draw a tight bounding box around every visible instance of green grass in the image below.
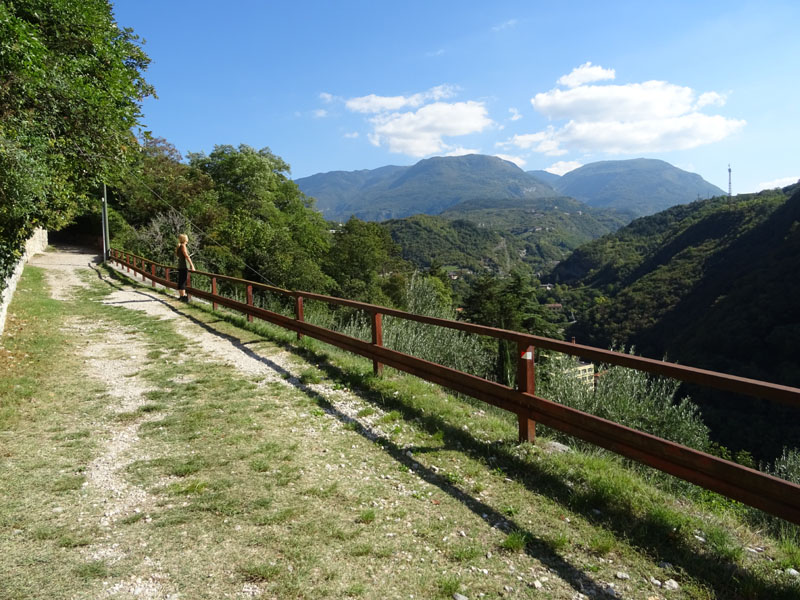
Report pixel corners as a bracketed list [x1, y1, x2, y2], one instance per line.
[500, 530, 529, 552]
[356, 509, 376, 524]
[74, 560, 112, 579]
[2, 262, 800, 600]
[238, 562, 281, 582]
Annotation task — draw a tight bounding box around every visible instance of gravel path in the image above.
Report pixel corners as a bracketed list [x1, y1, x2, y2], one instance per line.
[29, 246, 396, 599]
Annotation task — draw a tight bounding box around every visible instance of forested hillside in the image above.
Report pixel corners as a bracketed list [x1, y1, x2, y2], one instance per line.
[552, 184, 800, 459]
[382, 215, 512, 273]
[553, 159, 724, 218]
[439, 196, 626, 269]
[295, 154, 557, 221]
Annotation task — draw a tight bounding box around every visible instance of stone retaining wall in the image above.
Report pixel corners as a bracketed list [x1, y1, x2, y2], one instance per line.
[0, 228, 48, 337]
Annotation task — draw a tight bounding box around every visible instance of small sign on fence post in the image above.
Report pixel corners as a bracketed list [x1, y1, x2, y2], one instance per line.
[517, 341, 536, 443]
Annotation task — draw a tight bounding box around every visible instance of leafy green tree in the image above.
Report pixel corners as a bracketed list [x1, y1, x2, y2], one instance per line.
[325, 217, 407, 303]
[463, 271, 559, 385]
[112, 137, 217, 230]
[187, 144, 333, 291]
[0, 0, 153, 289]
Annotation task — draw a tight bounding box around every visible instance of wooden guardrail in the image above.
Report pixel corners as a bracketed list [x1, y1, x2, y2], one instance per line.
[109, 248, 800, 525]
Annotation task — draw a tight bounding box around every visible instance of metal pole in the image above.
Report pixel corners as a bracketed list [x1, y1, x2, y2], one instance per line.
[101, 183, 109, 263]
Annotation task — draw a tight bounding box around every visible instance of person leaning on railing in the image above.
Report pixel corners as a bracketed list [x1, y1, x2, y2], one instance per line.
[175, 234, 195, 302]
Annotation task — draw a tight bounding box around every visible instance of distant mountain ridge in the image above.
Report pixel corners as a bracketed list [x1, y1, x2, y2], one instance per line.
[297, 155, 724, 222]
[553, 159, 724, 218]
[297, 155, 557, 221]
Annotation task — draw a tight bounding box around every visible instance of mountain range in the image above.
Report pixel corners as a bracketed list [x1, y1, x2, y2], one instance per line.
[296, 155, 725, 222]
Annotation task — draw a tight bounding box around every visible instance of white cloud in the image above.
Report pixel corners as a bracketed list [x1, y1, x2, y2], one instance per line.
[313, 109, 328, 118]
[533, 81, 699, 121]
[343, 131, 359, 139]
[345, 85, 457, 113]
[504, 68, 745, 156]
[696, 91, 726, 108]
[557, 62, 615, 88]
[319, 92, 335, 103]
[758, 176, 799, 190]
[368, 101, 493, 156]
[492, 19, 518, 32]
[509, 107, 522, 121]
[545, 160, 582, 175]
[499, 128, 567, 156]
[549, 113, 745, 154]
[494, 153, 527, 168]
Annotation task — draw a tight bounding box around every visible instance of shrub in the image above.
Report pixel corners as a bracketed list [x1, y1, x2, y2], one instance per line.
[384, 273, 493, 378]
[539, 351, 711, 452]
[769, 447, 800, 485]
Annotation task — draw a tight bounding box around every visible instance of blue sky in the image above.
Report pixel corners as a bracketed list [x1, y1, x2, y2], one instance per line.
[113, 0, 799, 194]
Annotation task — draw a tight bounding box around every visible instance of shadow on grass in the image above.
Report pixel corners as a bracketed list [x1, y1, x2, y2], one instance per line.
[97, 264, 798, 599]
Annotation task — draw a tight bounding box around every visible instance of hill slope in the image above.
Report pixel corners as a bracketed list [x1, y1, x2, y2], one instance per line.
[296, 154, 557, 221]
[554, 184, 800, 458]
[554, 159, 725, 218]
[381, 196, 627, 284]
[439, 196, 626, 270]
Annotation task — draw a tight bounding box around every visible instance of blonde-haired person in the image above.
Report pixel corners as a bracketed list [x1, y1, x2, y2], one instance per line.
[175, 234, 195, 302]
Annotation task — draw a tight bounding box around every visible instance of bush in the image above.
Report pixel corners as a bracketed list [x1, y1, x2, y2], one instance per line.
[384, 273, 493, 378]
[539, 351, 711, 452]
[770, 447, 800, 484]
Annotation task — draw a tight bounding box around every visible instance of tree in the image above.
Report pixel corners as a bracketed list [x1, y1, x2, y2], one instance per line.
[0, 0, 153, 290]
[187, 144, 334, 291]
[463, 271, 559, 385]
[112, 137, 217, 230]
[325, 217, 406, 303]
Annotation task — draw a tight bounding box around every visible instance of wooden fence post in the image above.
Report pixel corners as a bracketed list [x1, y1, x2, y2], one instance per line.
[246, 284, 253, 322]
[295, 294, 304, 340]
[186, 271, 192, 300]
[517, 341, 536, 443]
[151, 263, 156, 287]
[371, 311, 383, 376]
[211, 277, 218, 311]
[165, 267, 171, 287]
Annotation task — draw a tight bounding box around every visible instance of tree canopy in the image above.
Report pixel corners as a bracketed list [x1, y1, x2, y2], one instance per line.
[0, 0, 153, 290]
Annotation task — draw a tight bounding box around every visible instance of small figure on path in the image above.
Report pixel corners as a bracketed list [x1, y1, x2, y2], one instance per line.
[175, 234, 195, 302]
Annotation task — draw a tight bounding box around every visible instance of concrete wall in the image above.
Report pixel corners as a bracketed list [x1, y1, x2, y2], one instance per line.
[0, 228, 48, 337]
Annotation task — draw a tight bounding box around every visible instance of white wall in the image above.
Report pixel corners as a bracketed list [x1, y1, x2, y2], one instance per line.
[0, 229, 48, 337]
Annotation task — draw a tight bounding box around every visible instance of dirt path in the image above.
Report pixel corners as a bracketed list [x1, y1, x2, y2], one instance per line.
[16, 246, 771, 600]
[24, 246, 402, 598]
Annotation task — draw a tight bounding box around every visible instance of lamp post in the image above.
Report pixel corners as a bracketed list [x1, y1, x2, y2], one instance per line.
[101, 183, 110, 263]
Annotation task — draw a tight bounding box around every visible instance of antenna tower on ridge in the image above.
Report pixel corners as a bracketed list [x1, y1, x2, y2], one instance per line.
[728, 164, 732, 198]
